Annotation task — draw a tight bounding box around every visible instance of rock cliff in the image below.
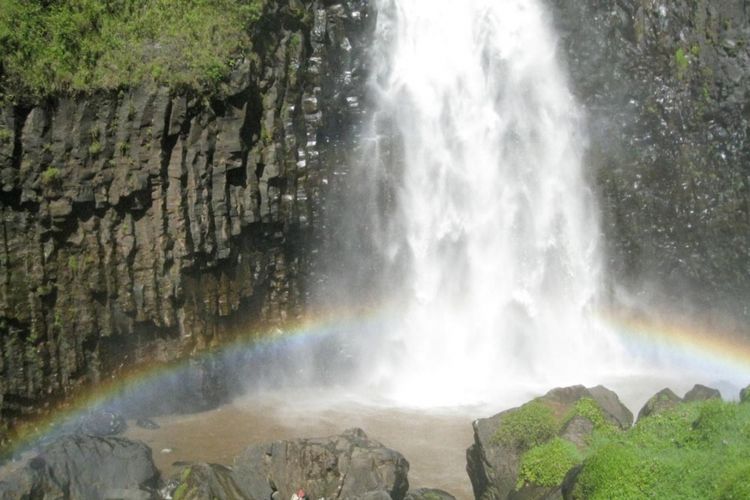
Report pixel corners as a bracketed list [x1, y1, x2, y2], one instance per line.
[1, 0, 749, 442]
[0, 0, 373, 432]
[550, 0, 750, 316]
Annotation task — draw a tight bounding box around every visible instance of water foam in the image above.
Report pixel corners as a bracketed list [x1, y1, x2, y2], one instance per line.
[365, 0, 629, 406]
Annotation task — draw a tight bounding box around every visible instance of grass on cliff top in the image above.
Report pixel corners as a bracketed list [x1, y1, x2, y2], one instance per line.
[570, 399, 750, 499]
[0, 0, 265, 100]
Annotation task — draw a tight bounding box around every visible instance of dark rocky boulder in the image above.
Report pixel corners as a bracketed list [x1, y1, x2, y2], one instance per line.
[587, 385, 633, 429]
[683, 384, 722, 402]
[232, 428, 410, 500]
[77, 409, 127, 436]
[136, 418, 160, 430]
[741, 384, 750, 403]
[405, 488, 457, 500]
[637, 388, 682, 421]
[0, 434, 158, 499]
[467, 385, 630, 500]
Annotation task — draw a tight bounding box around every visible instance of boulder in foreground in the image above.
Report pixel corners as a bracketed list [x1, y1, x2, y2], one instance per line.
[0, 435, 158, 499]
[466, 385, 631, 500]
[232, 427, 410, 500]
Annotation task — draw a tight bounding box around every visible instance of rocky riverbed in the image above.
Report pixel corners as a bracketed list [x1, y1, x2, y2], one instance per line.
[0, 381, 748, 499]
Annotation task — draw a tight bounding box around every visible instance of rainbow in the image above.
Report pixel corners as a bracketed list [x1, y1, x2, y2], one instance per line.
[3, 303, 749, 460]
[599, 306, 750, 384]
[0, 305, 396, 461]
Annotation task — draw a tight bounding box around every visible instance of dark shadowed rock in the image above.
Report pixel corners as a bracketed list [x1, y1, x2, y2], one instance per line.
[560, 416, 595, 450]
[232, 428, 409, 500]
[467, 385, 629, 500]
[0, 435, 158, 499]
[683, 384, 722, 402]
[637, 388, 682, 421]
[509, 484, 563, 500]
[78, 409, 127, 436]
[587, 385, 633, 429]
[136, 418, 160, 430]
[405, 488, 456, 500]
[741, 384, 750, 403]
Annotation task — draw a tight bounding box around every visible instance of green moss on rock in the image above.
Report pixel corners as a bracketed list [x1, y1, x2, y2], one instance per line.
[563, 397, 614, 432]
[517, 437, 582, 489]
[570, 400, 750, 499]
[493, 401, 558, 450]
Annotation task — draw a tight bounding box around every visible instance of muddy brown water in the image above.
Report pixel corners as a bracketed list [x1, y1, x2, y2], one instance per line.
[122, 377, 698, 500]
[125, 390, 482, 500]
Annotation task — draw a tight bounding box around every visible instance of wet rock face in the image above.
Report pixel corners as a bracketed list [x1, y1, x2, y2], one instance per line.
[0, 0, 374, 428]
[230, 428, 410, 500]
[549, 0, 750, 315]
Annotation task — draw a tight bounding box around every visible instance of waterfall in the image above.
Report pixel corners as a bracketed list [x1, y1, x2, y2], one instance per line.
[362, 0, 628, 406]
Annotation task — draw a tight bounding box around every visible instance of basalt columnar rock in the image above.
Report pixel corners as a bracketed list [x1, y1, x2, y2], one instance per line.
[466, 385, 632, 500]
[0, 0, 374, 432]
[549, 0, 750, 318]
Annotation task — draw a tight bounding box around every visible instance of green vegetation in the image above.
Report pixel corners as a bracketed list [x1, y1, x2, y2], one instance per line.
[569, 400, 750, 499]
[0, 0, 266, 99]
[41, 166, 61, 185]
[88, 140, 102, 156]
[67, 255, 78, 273]
[0, 128, 12, 144]
[493, 401, 558, 450]
[517, 437, 582, 489]
[172, 482, 189, 500]
[563, 397, 616, 433]
[674, 47, 690, 78]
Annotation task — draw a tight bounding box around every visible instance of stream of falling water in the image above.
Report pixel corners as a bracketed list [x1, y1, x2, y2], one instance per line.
[364, 0, 629, 406]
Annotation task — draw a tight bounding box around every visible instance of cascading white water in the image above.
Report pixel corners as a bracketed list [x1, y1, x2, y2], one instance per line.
[367, 0, 629, 406]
